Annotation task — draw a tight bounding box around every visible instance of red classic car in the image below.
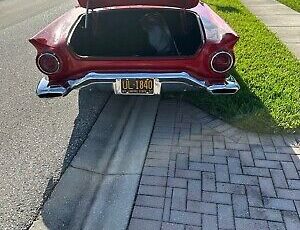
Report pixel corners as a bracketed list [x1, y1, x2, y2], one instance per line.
[30, 0, 240, 97]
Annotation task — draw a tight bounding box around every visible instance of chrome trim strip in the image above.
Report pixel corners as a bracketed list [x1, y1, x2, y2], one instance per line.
[36, 72, 240, 98]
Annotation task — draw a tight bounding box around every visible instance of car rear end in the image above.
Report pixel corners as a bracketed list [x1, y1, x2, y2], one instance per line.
[29, 1, 240, 97]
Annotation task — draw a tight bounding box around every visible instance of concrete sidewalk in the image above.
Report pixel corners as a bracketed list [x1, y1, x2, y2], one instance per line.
[241, 0, 300, 59]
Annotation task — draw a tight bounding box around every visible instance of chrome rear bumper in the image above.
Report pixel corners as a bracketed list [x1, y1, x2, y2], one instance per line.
[36, 72, 240, 98]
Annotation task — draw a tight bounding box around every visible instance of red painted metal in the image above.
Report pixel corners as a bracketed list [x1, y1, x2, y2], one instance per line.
[78, 0, 199, 9]
[29, 2, 239, 85]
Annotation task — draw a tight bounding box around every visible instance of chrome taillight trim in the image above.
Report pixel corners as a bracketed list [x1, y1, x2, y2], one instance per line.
[37, 53, 61, 75]
[210, 51, 234, 74]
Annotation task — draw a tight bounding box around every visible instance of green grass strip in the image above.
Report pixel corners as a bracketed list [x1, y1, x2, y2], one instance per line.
[277, 0, 300, 12]
[186, 0, 300, 133]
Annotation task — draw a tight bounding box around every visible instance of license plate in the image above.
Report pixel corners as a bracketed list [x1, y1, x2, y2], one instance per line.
[114, 78, 160, 95]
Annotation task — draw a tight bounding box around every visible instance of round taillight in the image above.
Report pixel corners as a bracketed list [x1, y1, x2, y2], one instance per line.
[211, 51, 234, 73]
[37, 53, 60, 75]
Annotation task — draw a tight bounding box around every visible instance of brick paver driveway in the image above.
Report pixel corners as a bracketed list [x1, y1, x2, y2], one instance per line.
[129, 99, 300, 230]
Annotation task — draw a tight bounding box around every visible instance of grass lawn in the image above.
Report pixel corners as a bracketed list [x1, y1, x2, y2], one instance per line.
[185, 0, 300, 133]
[277, 0, 300, 12]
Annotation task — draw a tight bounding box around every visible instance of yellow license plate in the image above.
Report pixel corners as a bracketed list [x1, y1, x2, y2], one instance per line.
[121, 78, 154, 94]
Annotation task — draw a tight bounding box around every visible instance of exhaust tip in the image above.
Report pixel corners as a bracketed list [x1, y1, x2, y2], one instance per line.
[38, 93, 64, 98]
[210, 88, 238, 95]
[36, 77, 67, 98]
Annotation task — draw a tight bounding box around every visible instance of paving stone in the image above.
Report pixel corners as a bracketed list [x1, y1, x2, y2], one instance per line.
[277, 189, 300, 200]
[147, 151, 170, 160]
[214, 141, 225, 149]
[262, 145, 276, 153]
[178, 129, 190, 140]
[218, 204, 234, 229]
[171, 188, 187, 211]
[202, 172, 216, 192]
[243, 166, 270, 177]
[259, 177, 276, 198]
[215, 164, 229, 182]
[187, 180, 202, 201]
[263, 197, 296, 211]
[185, 226, 201, 230]
[189, 162, 214, 172]
[282, 211, 300, 230]
[265, 153, 292, 162]
[191, 134, 212, 142]
[167, 177, 187, 188]
[259, 135, 274, 146]
[149, 144, 171, 152]
[249, 207, 282, 222]
[233, 194, 249, 218]
[178, 140, 200, 148]
[246, 185, 263, 207]
[140, 175, 167, 187]
[276, 146, 295, 154]
[214, 149, 239, 158]
[191, 123, 202, 135]
[255, 159, 281, 169]
[283, 136, 299, 147]
[201, 141, 214, 155]
[202, 214, 217, 230]
[268, 221, 286, 230]
[216, 182, 245, 195]
[171, 146, 189, 154]
[270, 169, 288, 188]
[228, 157, 242, 174]
[163, 198, 171, 221]
[226, 143, 250, 151]
[151, 138, 174, 146]
[230, 174, 258, 185]
[175, 170, 201, 180]
[295, 201, 300, 217]
[138, 185, 166, 197]
[128, 218, 161, 230]
[135, 195, 165, 209]
[202, 155, 227, 164]
[132, 206, 163, 221]
[202, 191, 231, 204]
[189, 147, 202, 162]
[250, 145, 265, 160]
[161, 222, 185, 230]
[187, 200, 217, 215]
[170, 210, 201, 226]
[271, 135, 287, 147]
[287, 179, 300, 190]
[247, 133, 261, 145]
[168, 160, 176, 177]
[176, 154, 188, 170]
[166, 187, 172, 198]
[235, 218, 268, 230]
[143, 166, 168, 176]
[240, 151, 254, 166]
[291, 155, 300, 171]
[175, 122, 191, 129]
[282, 162, 299, 180]
[145, 158, 169, 167]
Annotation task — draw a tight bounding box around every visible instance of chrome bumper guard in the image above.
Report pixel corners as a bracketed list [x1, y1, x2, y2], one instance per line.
[36, 72, 240, 98]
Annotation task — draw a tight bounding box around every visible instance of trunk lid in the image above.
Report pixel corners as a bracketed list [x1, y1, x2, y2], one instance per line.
[78, 0, 199, 9]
